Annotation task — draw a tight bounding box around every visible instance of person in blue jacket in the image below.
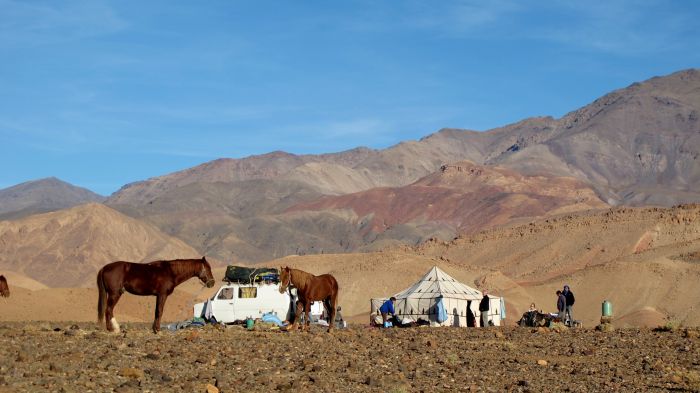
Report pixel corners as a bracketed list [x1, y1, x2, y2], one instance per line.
[379, 297, 397, 327]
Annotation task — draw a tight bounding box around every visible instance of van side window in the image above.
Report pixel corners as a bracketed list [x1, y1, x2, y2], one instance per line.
[239, 287, 257, 299]
[218, 288, 233, 300]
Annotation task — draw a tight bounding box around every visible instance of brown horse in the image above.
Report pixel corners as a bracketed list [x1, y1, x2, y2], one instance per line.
[278, 266, 338, 332]
[97, 257, 215, 333]
[0, 275, 9, 297]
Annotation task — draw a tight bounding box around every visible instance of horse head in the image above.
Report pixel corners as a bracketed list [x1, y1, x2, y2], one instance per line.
[198, 257, 215, 288]
[278, 266, 292, 294]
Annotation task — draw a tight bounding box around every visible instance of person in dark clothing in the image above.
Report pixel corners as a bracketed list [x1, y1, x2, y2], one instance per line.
[563, 285, 575, 326]
[556, 290, 566, 322]
[379, 297, 396, 327]
[467, 301, 476, 327]
[479, 290, 490, 327]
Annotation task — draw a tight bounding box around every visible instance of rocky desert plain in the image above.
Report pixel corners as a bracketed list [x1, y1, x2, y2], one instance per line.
[1, 69, 700, 392]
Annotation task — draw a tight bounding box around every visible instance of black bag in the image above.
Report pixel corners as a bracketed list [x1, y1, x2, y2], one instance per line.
[224, 266, 279, 284]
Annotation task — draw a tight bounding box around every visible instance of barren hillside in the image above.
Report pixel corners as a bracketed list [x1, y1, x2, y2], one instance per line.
[0, 287, 198, 323]
[0, 203, 205, 287]
[0, 177, 104, 220]
[491, 69, 700, 205]
[252, 205, 700, 328]
[289, 161, 606, 235]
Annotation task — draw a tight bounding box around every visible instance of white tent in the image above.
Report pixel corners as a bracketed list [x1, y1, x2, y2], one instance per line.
[370, 266, 504, 327]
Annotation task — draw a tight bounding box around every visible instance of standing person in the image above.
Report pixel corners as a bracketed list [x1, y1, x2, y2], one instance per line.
[563, 285, 575, 326]
[556, 290, 566, 323]
[479, 290, 490, 327]
[379, 297, 396, 327]
[334, 306, 346, 329]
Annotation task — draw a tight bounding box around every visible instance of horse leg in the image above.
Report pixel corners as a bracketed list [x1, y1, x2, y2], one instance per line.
[304, 301, 311, 331]
[153, 294, 167, 334]
[105, 291, 122, 333]
[288, 301, 302, 331]
[323, 299, 331, 322]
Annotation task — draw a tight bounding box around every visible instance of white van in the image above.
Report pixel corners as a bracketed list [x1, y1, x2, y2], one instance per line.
[193, 283, 323, 324]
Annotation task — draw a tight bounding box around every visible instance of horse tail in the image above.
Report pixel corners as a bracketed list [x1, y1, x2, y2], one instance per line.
[97, 267, 107, 323]
[331, 275, 339, 311]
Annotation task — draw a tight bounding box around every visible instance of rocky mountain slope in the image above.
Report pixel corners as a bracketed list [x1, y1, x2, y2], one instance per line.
[108, 69, 700, 208]
[0, 203, 203, 287]
[0, 177, 105, 220]
[289, 161, 606, 236]
[105, 161, 606, 263]
[96, 69, 700, 262]
[255, 204, 700, 328]
[1, 204, 699, 329]
[489, 69, 700, 205]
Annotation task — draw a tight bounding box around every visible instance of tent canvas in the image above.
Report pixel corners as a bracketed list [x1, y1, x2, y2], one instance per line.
[371, 266, 503, 327]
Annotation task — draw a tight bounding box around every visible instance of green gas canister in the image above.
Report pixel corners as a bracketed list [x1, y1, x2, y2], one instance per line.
[602, 300, 613, 317]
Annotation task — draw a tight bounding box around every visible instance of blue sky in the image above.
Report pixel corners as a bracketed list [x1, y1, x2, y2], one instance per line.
[1, 0, 698, 195]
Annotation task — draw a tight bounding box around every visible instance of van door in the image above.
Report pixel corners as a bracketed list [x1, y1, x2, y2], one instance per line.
[236, 286, 259, 320]
[211, 286, 235, 323]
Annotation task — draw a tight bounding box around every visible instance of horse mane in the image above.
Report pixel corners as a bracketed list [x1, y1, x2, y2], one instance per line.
[290, 268, 314, 289]
[166, 258, 205, 276]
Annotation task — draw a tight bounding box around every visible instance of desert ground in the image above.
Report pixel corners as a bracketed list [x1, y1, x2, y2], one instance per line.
[0, 322, 698, 392]
[1, 204, 700, 392]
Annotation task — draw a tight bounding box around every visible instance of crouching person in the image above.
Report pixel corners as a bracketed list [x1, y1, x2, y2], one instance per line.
[379, 297, 397, 328]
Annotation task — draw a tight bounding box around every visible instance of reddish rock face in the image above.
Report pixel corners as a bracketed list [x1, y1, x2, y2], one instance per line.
[288, 161, 607, 236]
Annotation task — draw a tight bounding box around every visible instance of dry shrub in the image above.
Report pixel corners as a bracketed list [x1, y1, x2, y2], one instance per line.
[655, 319, 682, 332]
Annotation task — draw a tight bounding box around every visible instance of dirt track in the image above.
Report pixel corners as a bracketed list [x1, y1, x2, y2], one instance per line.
[0, 322, 698, 392]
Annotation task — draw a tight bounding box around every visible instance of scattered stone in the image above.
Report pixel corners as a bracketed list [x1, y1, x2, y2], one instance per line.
[119, 367, 145, 379]
[205, 383, 219, 393]
[0, 322, 696, 392]
[15, 351, 28, 362]
[683, 329, 699, 339]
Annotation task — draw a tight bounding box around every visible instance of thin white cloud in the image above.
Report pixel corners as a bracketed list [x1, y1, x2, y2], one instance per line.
[532, 0, 697, 55]
[341, 0, 696, 55]
[406, 0, 521, 32]
[321, 118, 388, 138]
[341, 0, 521, 35]
[0, 0, 126, 47]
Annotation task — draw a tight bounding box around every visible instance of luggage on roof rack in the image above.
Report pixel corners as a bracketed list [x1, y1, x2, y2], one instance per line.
[224, 266, 279, 284]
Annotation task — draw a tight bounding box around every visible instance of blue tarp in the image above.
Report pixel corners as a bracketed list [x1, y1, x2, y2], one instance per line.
[261, 313, 287, 327]
[162, 318, 207, 331]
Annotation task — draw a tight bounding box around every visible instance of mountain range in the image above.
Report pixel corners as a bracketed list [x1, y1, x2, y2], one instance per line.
[0, 69, 699, 291]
